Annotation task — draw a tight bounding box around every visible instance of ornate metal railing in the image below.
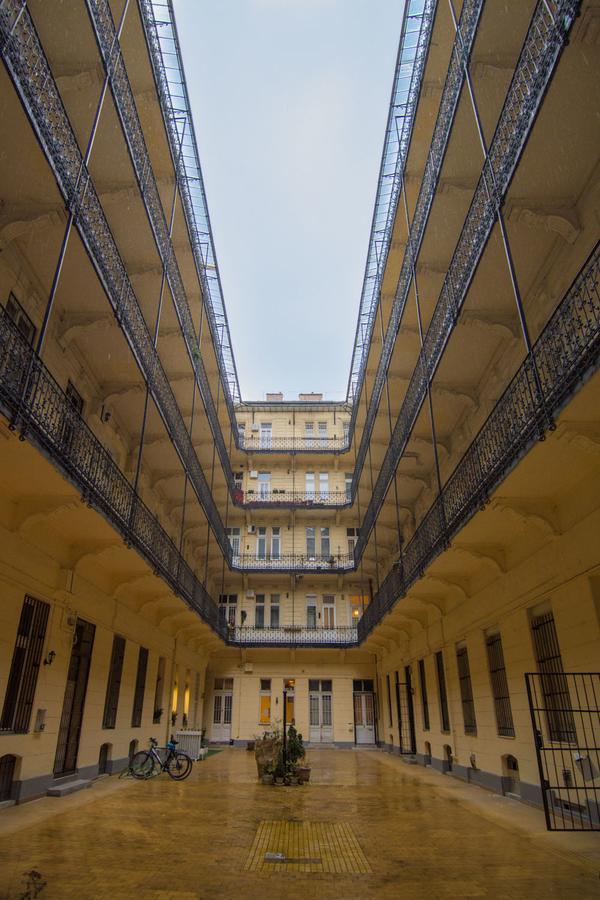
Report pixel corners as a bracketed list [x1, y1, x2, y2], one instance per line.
[346, 0, 437, 405]
[350, 0, 486, 498]
[0, 0, 232, 561]
[358, 241, 600, 640]
[0, 307, 228, 641]
[227, 626, 359, 647]
[138, 0, 241, 423]
[86, 0, 235, 488]
[354, 0, 580, 560]
[232, 554, 355, 573]
[238, 435, 349, 453]
[235, 490, 351, 509]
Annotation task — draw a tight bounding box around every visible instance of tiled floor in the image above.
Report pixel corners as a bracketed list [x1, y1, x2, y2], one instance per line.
[0, 748, 598, 899]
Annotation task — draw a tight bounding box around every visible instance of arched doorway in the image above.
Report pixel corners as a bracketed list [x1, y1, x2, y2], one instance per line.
[443, 744, 453, 773]
[502, 754, 520, 796]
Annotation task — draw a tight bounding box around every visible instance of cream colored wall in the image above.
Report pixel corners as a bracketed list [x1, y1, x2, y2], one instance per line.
[218, 587, 366, 628]
[375, 502, 600, 791]
[205, 652, 376, 744]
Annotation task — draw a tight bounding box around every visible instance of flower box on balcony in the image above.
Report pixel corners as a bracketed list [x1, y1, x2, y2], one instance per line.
[283, 625, 302, 632]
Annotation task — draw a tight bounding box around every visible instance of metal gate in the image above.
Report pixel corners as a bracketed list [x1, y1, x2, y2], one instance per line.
[526, 672, 600, 831]
[395, 668, 416, 755]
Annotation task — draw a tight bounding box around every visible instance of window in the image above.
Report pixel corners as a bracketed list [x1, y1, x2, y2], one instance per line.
[270, 595, 280, 628]
[103, 635, 126, 729]
[322, 595, 335, 628]
[305, 422, 314, 442]
[271, 527, 280, 559]
[347, 527, 359, 554]
[1, 596, 50, 733]
[306, 595, 317, 628]
[131, 647, 148, 727]
[485, 633, 515, 737]
[306, 527, 316, 558]
[309, 679, 332, 692]
[435, 650, 450, 733]
[353, 679, 374, 692]
[259, 422, 272, 449]
[306, 472, 315, 499]
[345, 474, 352, 501]
[318, 421, 327, 446]
[256, 527, 267, 559]
[233, 472, 243, 491]
[343, 421, 350, 445]
[226, 527, 240, 555]
[259, 679, 271, 724]
[418, 659, 430, 731]
[386, 674, 393, 726]
[456, 645, 477, 735]
[350, 595, 367, 623]
[153, 657, 166, 724]
[258, 472, 270, 499]
[237, 422, 246, 444]
[531, 611, 576, 742]
[6, 292, 36, 345]
[318, 473, 328, 499]
[218, 595, 237, 627]
[320, 527, 330, 557]
[255, 595, 265, 629]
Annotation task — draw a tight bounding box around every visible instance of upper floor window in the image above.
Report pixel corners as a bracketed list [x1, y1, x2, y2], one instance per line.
[6, 292, 36, 346]
[256, 527, 267, 559]
[345, 474, 352, 501]
[306, 527, 316, 558]
[306, 595, 317, 628]
[237, 422, 246, 444]
[306, 471, 315, 499]
[258, 472, 271, 498]
[318, 422, 327, 446]
[271, 527, 281, 559]
[218, 594, 237, 627]
[322, 594, 335, 627]
[319, 473, 328, 499]
[259, 423, 272, 448]
[226, 527, 240, 555]
[270, 594, 280, 628]
[320, 527, 330, 557]
[343, 421, 350, 444]
[255, 594, 265, 629]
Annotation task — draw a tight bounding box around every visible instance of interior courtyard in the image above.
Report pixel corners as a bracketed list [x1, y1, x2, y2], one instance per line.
[0, 0, 599, 895]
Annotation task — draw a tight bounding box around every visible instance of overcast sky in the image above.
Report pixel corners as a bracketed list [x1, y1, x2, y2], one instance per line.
[173, 0, 405, 400]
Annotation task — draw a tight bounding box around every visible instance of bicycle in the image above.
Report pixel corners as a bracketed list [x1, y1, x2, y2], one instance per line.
[130, 736, 193, 780]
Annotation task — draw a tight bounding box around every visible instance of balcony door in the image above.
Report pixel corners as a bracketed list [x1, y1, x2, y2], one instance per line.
[322, 595, 335, 628]
[212, 678, 233, 742]
[309, 679, 333, 743]
[259, 423, 272, 449]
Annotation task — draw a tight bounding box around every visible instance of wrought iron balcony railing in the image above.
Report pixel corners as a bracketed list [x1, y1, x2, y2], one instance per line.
[0, 0, 232, 562]
[350, 0, 485, 494]
[237, 435, 349, 454]
[354, 0, 580, 560]
[231, 553, 355, 573]
[233, 490, 351, 509]
[227, 625, 359, 647]
[0, 307, 228, 642]
[86, 0, 236, 488]
[358, 241, 600, 641]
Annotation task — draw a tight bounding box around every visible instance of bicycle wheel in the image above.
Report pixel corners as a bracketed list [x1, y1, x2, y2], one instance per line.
[130, 751, 156, 779]
[166, 751, 192, 780]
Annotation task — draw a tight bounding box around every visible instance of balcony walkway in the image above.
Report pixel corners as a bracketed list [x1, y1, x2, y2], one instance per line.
[1, 748, 598, 897]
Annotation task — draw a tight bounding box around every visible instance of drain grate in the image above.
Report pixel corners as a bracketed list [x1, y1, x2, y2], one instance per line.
[245, 821, 371, 874]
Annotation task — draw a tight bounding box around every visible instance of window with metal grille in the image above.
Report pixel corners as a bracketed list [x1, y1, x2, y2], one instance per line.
[153, 657, 166, 723]
[102, 635, 126, 729]
[435, 651, 450, 733]
[386, 673, 393, 726]
[131, 647, 148, 728]
[485, 633, 515, 737]
[531, 611, 576, 743]
[456, 645, 477, 735]
[6, 292, 36, 345]
[1, 596, 49, 734]
[418, 659, 430, 731]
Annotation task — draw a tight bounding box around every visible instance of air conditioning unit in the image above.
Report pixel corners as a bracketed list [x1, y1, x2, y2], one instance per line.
[246, 590, 255, 598]
[250, 424, 260, 432]
[244, 662, 254, 673]
[249, 470, 258, 479]
[247, 525, 256, 534]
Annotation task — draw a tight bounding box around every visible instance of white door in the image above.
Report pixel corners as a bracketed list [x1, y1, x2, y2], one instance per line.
[354, 692, 375, 744]
[260, 423, 272, 449]
[309, 681, 333, 742]
[212, 680, 233, 742]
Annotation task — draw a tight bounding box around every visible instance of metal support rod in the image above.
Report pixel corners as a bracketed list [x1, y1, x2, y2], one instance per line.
[36, 0, 130, 358]
[378, 299, 404, 554]
[204, 375, 221, 585]
[401, 179, 445, 501]
[363, 375, 381, 591]
[447, 0, 553, 435]
[282, 688, 288, 771]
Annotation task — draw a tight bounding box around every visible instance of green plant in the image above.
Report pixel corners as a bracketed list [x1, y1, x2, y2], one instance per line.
[286, 725, 305, 766]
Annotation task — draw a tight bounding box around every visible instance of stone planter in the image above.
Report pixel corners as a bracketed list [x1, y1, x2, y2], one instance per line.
[261, 773, 274, 785]
[296, 766, 311, 783]
[254, 737, 281, 778]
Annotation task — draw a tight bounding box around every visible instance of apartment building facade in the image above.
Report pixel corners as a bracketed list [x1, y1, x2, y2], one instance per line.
[0, 0, 598, 829]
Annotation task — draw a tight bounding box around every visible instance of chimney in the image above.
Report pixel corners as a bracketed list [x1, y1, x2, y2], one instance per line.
[266, 392, 283, 402]
[298, 392, 323, 402]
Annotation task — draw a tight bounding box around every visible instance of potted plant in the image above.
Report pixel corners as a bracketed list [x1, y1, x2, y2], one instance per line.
[261, 762, 275, 785]
[273, 754, 286, 785]
[254, 723, 282, 778]
[287, 725, 311, 783]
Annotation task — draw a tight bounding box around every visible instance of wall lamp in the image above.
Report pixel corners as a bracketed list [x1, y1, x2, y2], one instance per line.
[43, 650, 56, 666]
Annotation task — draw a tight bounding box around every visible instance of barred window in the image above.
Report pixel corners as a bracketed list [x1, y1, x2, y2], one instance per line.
[485, 633, 515, 737]
[103, 635, 126, 729]
[131, 647, 148, 728]
[456, 645, 477, 735]
[1, 596, 49, 733]
[531, 611, 576, 743]
[435, 651, 450, 733]
[418, 659, 430, 731]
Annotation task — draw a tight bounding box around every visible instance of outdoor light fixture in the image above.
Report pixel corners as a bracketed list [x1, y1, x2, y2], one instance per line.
[43, 650, 56, 666]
